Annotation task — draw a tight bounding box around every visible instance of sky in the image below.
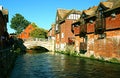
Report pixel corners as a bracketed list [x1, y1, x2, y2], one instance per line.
[0, 0, 100, 33]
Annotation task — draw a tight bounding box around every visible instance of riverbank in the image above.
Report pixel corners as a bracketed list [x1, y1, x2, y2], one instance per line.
[55, 50, 120, 64]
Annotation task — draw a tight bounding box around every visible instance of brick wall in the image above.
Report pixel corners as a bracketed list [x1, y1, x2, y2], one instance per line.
[60, 20, 75, 44]
[74, 26, 80, 35]
[87, 22, 95, 33]
[18, 24, 35, 40]
[106, 13, 120, 30]
[86, 30, 120, 58]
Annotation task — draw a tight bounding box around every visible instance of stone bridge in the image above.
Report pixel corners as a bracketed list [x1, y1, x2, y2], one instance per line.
[23, 40, 54, 51]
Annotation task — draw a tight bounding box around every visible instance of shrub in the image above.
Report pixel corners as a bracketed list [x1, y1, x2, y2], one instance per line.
[109, 58, 119, 63]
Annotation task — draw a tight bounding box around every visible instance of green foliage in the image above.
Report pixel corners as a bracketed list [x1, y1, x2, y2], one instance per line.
[10, 13, 30, 34]
[109, 58, 119, 63]
[90, 55, 95, 59]
[31, 22, 38, 28]
[30, 26, 48, 39]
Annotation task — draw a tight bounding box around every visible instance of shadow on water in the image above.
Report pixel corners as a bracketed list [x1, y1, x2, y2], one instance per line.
[27, 46, 49, 53]
[10, 51, 120, 78]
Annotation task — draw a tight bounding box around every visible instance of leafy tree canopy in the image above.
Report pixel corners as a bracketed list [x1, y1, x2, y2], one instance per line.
[30, 23, 48, 39]
[10, 13, 30, 34]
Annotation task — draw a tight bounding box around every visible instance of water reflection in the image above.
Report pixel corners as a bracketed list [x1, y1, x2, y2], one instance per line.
[10, 52, 120, 78]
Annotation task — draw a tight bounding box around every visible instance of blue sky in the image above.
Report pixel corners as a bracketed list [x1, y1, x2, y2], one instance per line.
[0, 0, 100, 33]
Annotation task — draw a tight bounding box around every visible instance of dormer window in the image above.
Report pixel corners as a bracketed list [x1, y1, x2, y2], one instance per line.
[111, 13, 116, 18]
[89, 20, 94, 23]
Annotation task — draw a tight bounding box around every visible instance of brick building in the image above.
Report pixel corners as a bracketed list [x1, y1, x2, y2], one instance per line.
[0, 6, 9, 49]
[18, 24, 35, 40]
[47, 24, 55, 51]
[55, 9, 81, 51]
[47, 24, 55, 40]
[72, 0, 120, 59]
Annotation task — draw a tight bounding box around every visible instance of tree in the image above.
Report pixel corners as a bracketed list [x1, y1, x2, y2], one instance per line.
[30, 23, 48, 39]
[10, 13, 30, 34]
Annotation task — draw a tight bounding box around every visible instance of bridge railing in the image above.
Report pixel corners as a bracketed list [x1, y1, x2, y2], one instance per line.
[23, 38, 48, 42]
[0, 47, 16, 78]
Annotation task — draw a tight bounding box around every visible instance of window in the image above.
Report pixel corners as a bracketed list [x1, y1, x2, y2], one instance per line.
[111, 13, 116, 18]
[61, 33, 64, 38]
[98, 33, 106, 39]
[56, 24, 58, 30]
[67, 14, 80, 20]
[89, 20, 94, 23]
[56, 16, 58, 21]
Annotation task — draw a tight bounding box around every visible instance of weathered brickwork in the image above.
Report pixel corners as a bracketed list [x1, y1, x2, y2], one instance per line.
[74, 26, 80, 35]
[63, 20, 74, 43]
[87, 22, 95, 33]
[55, 33, 60, 50]
[106, 13, 120, 30]
[74, 36, 81, 52]
[86, 30, 120, 58]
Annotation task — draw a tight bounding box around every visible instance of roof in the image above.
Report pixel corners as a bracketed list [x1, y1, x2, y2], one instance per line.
[57, 9, 70, 21]
[84, 6, 98, 16]
[104, 0, 120, 12]
[56, 9, 81, 23]
[100, 2, 113, 9]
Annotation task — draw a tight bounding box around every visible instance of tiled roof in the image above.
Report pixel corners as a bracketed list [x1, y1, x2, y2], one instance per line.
[104, 0, 120, 12]
[84, 6, 98, 16]
[112, 0, 120, 8]
[57, 9, 70, 20]
[100, 2, 113, 9]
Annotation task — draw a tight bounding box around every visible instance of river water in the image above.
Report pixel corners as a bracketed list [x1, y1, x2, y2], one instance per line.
[10, 52, 120, 78]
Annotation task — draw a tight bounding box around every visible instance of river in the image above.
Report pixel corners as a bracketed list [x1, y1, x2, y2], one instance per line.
[10, 51, 120, 78]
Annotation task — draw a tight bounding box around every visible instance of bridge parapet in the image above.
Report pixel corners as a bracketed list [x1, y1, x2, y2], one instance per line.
[24, 40, 55, 51]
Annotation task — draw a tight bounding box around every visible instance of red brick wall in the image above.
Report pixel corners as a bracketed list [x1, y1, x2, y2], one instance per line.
[18, 24, 35, 39]
[74, 26, 80, 35]
[87, 34, 94, 53]
[65, 20, 74, 43]
[55, 33, 60, 50]
[60, 22, 65, 43]
[60, 19, 75, 44]
[86, 30, 120, 58]
[87, 22, 95, 33]
[75, 36, 83, 52]
[106, 13, 120, 30]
